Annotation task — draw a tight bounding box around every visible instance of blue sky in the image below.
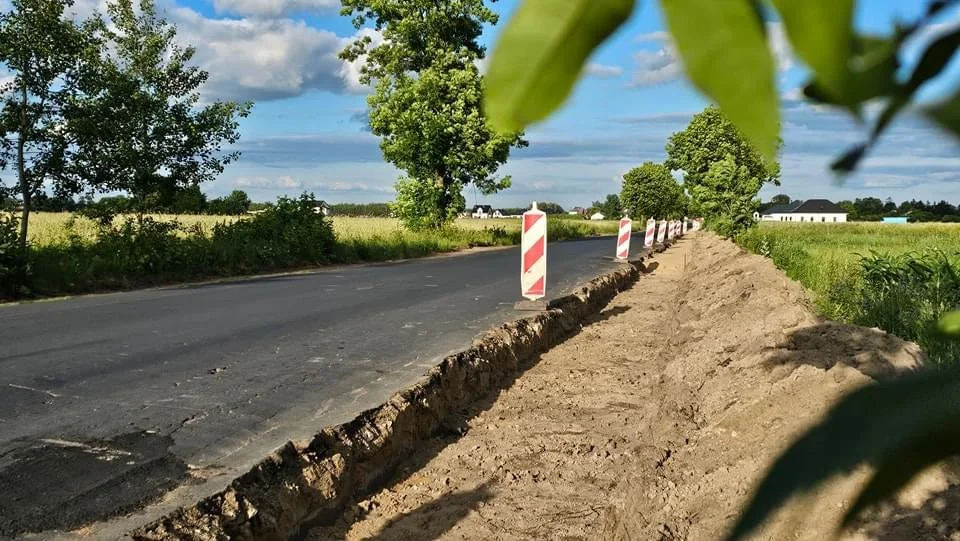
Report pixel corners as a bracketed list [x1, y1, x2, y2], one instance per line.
[35, 0, 960, 206]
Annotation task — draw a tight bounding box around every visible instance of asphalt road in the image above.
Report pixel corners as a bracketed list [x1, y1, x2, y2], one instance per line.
[0, 236, 632, 539]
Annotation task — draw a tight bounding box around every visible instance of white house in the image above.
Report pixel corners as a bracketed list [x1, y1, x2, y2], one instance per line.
[472, 205, 493, 219]
[492, 209, 505, 218]
[590, 212, 606, 221]
[757, 199, 848, 223]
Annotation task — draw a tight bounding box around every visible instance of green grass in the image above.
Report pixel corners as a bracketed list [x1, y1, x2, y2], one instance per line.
[739, 222, 960, 366]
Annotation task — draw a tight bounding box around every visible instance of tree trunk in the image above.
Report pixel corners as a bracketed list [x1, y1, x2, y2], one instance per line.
[435, 174, 452, 229]
[17, 77, 29, 251]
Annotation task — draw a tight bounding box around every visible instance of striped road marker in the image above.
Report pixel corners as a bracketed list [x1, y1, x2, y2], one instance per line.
[644, 218, 656, 249]
[521, 202, 547, 301]
[657, 219, 667, 244]
[616, 215, 632, 260]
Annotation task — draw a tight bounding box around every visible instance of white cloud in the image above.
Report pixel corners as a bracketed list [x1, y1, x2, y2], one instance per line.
[212, 0, 339, 18]
[630, 23, 793, 88]
[234, 175, 304, 189]
[337, 28, 384, 94]
[585, 63, 623, 78]
[312, 181, 393, 193]
[61, 0, 372, 102]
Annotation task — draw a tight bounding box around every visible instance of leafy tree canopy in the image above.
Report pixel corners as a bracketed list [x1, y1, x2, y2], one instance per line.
[341, 0, 526, 230]
[620, 162, 685, 221]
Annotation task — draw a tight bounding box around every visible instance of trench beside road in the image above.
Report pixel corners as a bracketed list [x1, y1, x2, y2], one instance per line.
[0, 236, 632, 539]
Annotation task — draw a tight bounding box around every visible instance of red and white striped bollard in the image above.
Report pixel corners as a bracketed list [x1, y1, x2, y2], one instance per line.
[521, 202, 547, 301]
[644, 218, 656, 249]
[616, 215, 632, 260]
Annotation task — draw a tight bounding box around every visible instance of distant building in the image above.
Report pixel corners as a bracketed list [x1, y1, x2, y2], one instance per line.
[757, 199, 848, 223]
[590, 212, 606, 221]
[882, 216, 909, 224]
[312, 201, 330, 216]
[571, 206, 588, 217]
[472, 205, 494, 219]
[493, 209, 505, 218]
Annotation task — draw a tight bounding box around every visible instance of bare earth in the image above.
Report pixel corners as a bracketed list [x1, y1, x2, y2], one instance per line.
[309, 233, 960, 541]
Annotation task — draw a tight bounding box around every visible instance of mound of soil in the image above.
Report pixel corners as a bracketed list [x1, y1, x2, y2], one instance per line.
[308, 233, 950, 540]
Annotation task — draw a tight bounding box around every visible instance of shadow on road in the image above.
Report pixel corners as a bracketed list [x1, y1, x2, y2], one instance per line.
[760, 321, 924, 381]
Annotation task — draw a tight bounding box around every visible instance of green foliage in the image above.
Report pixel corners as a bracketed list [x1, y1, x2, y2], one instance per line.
[692, 155, 762, 237]
[340, 0, 526, 230]
[771, 0, 854, 103]
[667, 107, 776, 237]
[620, 162, 684, 220]
[739, 224, 960, 366]
[329, 203, 392, 217]
[19, 193, 335, 296]
[659, 0, 778, 159]
[483, 0, 635, 134]
[207, 190, 251, 216]
[0, 0, 95, 248]
[67, 0, 251, 216]
[391, 177, 463, 231]
[589, 194, 621, 219]
[485, 0, 960, 175]
[0, 212, 29, 296]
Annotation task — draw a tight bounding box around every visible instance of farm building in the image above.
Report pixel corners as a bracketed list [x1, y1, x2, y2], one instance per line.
[756, 199, 848, 223]
[590, 212, 606, 221]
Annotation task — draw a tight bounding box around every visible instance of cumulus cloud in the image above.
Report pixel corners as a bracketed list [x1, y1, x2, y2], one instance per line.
[61, 0, 374, 102]
[337, 28, 384, 94]
[630, 23, 793, 88]
[585, 63, 623, 78]
[212, 0, 339, 18]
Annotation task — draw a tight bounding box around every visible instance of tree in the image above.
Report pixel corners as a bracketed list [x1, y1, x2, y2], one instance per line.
[589, 194, 621, 218]
[208, 190, 251, 215]
[0, 0, 93, 249]
[620, 162, 684, 220]
[770, 194, 792, 206]
[666, 106, 778, 234]
[169, 184, 207, 214]
[68, 0, 251, 219]
[340, 0, 526, 230]
[537, 202, 565, 215]
[688, 154, 761, 238]
[853, 197, 884, 219]
[837, 200, 857, 219]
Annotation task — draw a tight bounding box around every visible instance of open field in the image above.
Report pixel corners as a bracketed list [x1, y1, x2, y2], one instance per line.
[25, 212, 622, 247]
[739, 222, 960, 365]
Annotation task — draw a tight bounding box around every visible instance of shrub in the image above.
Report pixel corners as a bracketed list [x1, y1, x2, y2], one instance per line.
[0, 213, 29, 297]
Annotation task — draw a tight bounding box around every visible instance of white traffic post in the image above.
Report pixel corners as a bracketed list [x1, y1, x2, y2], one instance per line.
[644, 218, 656, 249]
[521, 202, 547, 302]
[616, 214, 632, 261]
[667, 220, 675, 241]
[657, 219, 667, 244]
[682, 218, 689, 235]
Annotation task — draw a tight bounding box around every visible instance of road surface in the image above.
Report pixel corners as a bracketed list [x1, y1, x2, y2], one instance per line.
[0, 237, 630, 539]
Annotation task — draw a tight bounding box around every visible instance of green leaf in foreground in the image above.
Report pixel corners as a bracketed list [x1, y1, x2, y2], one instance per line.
[726, 369, 960, 541]
[660, 0, 779, 160]
[938, 310, 960, 336]
[926, 91, 960, 141]
[483, 0, 636, 134]
[771, 0, 854, 102]
[803, 35, 899, 114]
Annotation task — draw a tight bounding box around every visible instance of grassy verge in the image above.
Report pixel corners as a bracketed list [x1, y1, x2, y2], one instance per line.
[738, 222, 960, 366]
[4, 211, 620, 300]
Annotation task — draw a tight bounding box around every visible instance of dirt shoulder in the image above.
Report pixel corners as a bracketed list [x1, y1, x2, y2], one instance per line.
[308, 233, 950, 541]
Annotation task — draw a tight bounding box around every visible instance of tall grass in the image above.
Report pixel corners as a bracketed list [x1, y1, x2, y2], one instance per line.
[5, 213, 620, 299]
[739, 223, 960, 365]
